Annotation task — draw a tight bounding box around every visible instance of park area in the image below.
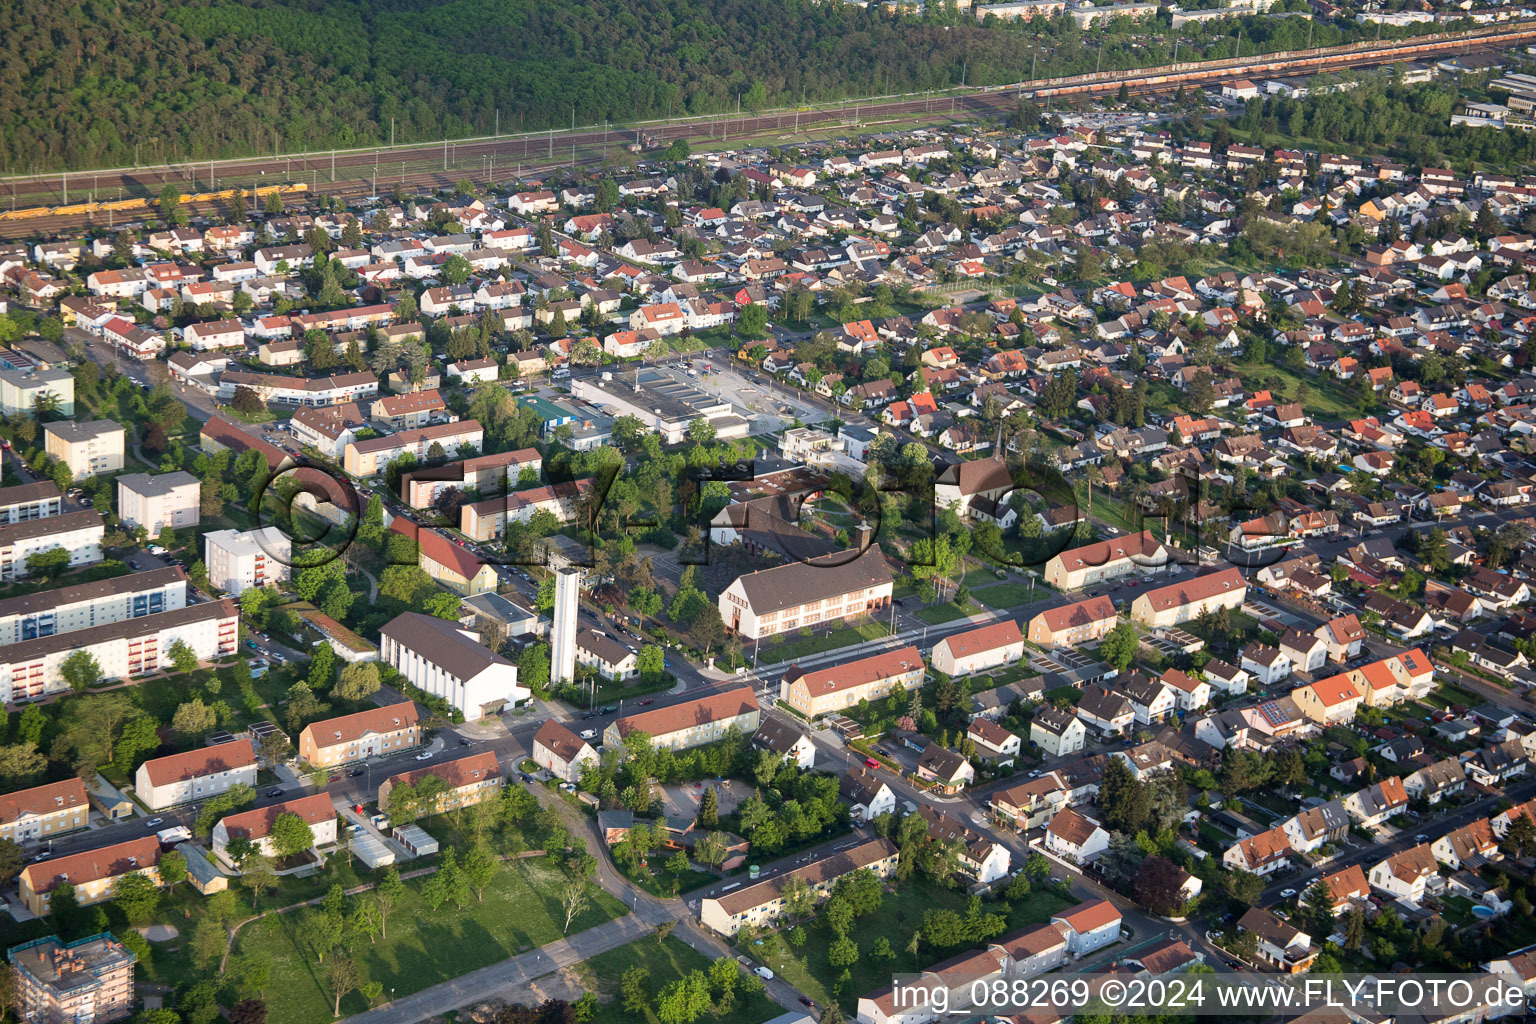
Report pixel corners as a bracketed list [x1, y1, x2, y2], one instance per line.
[229, 854, 627, 1023]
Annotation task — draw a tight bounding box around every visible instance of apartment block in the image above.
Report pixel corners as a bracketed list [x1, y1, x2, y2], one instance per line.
[203, 528, 291, 596]
[343, 419, 484, 477]
[0, 368, 74, 418]
[0, 510, 105, 581]
[700, 838, 898, 936]
[377, 752, 503, 814]
[780, 645, 925, 718]
[10, 934, 136, 1024]
[211, 792, 337, 864]
[134, 739, 258, 811]
[0, 566, 187, 644]
[43, 420, 125, 481]
[604, 687, 760, 752]
[0, 481, 62, 524]
[0, 778, 90, 846]
[115, 471, 200, 534]
[298, 702, 421, 768]
[18, 837, 161, 916]
[0, 598, 238, 702]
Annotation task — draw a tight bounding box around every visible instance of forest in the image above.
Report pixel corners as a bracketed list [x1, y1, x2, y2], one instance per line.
[0, 0, 1453, 173]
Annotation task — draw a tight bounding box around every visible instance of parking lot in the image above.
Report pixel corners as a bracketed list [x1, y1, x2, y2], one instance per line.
[651, 361, 829, 433]
[658, 778, 749, 820]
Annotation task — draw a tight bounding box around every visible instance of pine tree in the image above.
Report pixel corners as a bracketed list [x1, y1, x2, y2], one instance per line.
[697, 787, 718, 828]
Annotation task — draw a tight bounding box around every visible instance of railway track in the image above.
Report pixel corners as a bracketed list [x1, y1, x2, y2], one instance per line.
[0, 22, 1529, 238]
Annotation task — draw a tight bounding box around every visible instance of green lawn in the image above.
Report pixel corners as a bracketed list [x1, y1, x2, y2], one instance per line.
[230, 857, 628, 1023]
[1231, 358, 1362, 421]
[579, 936, 781, 1024]
[757, 620, 891, 664]
[915, 601, 981, 625]
[971, 583, 1041, 609]
[746, 880, 1073, 1013]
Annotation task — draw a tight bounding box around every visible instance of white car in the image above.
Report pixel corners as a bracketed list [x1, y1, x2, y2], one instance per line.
[415, 752, 434, 761]
[1279, 888, 1298, 898]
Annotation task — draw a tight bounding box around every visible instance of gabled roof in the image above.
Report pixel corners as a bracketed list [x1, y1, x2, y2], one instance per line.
[533, 719, 593, 764]
[0, 778, 88, 827]
[218, 792, 335, 842]
[613, 686, 758, 740]
[302, 702, 419, 748]
[937, 620, 1022, 660]
[140, 739, 256, 788]
[22, 836, 160, 894]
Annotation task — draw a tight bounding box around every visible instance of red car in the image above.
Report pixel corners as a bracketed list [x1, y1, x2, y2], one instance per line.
[864, 757, 880, 769]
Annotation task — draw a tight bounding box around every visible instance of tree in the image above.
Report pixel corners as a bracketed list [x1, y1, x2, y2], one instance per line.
[112, 871, 161, 924]
[167, 639, 199, 674]
[1098, 620, 1138, 673]
[0, 840, 22, 889]
[737, 303, 768, 337]
[561, 879, 591, 933]
[637, 645, 665, 682]
[24, 545, 69, 580]
[335, 662, 382, 701]
[230, 386, 265, 416]
[828, 935, 860, 968]
[464, 843, 497, 902]
[269, 812, 316, 859]
[158, 848, 186, 896]
[159, 184, 187, 226]
[60, 650, 102, 692]
[374, 867, 405, 939]
[696, 786, 719, 828]
[0, 743, 46, 783]
[1302, 878, 1335, 935]
[622, 967, 651, 1014]
[242, 856, 277, 909]
[190, 915, 228, 972]
[172, 698, 217, 739]
[1098, 755, 1150, 834]
[328, 953, 361, 1016]
[229, 1000, 268, 1024]
[1132, 856, 1186, 915]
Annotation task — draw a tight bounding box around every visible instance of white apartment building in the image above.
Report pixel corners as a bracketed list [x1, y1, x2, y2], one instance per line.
[43, 420, 125, 481]
[0, 481, 62, 524]
[116, 471, 200, 534]
[343, 419, 484, 477]
[0, 566, 187, 644]
[217, 369, 378, 409]
[203, 528, 291, 596]
[0, 598, 239, 702]
[0, 510, 104, 581]
[135, 739, 259, 811]
[0, 368, 74, 418]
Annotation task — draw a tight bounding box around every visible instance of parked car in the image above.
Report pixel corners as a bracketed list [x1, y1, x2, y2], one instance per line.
[265, 788, 283, 798]
[144, 818, 164, 829]
[864, 757, 880, 769]
[415, 752, 434, 761]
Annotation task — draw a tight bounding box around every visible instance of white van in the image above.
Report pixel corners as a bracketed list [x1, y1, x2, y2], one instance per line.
[754, 967, 774, 981]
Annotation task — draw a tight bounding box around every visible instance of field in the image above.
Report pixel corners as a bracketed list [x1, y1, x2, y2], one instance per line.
[229, 857, 627, 1023]
[971, 583, 1040, 609]
[755, 620, 892, 664]
[577, 936, 783, 1024]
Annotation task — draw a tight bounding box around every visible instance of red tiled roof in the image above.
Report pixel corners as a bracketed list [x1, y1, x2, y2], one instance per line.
[140, 739, 255, 788]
